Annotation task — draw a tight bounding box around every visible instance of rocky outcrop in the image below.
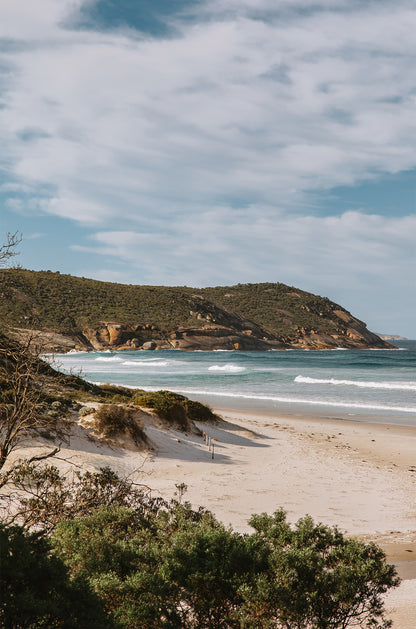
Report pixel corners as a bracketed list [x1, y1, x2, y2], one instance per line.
[1, 270, 393, 352]
[12, 314, 392, 353]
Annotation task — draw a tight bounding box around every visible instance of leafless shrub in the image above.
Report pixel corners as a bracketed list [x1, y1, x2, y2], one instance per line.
[0, 334, 65, 486]
[0, 231, 22, 268]
[2, 463, 160, 534]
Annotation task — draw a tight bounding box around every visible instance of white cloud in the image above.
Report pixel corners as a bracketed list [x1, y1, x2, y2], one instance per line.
[1, 0, 416, 334]
[0, 0, 81, 40]
[71, 209, 416, 333]
[1, 0, 416, 224]
[74, 210, 416, 286]
[25, 232, 46, 240]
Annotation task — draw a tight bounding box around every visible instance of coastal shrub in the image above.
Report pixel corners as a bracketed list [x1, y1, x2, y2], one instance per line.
[95, 404, 147, 445]
[52, 505, 182, 628]
[185, 399, 218, 423]
[134, 391, 217, 429]
[134, 391, 189, 428]
[0, 523, 110, 628]
[6, 464, 162, 534]
[98, 383, 136, 401]
[243, 509, 400, 629]
[50, 504, 399, 629]
[79, 405, 95, 417]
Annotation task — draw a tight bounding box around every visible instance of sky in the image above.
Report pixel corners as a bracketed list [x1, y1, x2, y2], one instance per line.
[0, 0, 415, 337]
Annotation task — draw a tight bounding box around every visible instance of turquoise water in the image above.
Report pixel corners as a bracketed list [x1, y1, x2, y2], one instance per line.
[54, 340, 416, 426]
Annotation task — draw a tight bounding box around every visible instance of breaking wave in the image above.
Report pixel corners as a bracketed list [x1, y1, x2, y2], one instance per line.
[122, 360, 172, 367]
[295, 375, 416, 391]
[169, 389, 416, 414]
[208, 364, 246, 373]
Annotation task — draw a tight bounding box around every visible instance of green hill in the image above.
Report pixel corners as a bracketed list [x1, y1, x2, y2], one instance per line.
[0, 269, 389, 351]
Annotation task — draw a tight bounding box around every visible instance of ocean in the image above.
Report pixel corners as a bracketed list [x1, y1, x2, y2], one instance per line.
[54, 340, 416, 427]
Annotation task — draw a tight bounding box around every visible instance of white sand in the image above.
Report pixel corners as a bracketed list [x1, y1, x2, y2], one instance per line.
[13, 408, 416, 627]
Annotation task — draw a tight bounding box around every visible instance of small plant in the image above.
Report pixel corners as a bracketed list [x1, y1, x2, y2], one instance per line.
[99, 384, 136, 401]
[95, 404, 147, 445]
[185, 399, 218, 423]
[134, 391, 218, 430]
[79, 406, 95, 417]
[133, 391, 189, 428]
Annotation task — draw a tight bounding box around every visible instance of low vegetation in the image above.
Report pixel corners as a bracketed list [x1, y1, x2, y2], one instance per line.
[0, 267, 357, 339]
[94, 404, 147, 445]
[134, 390, 218, 429]
[1, 463, 400, 629]
[0, 522, 109, 629]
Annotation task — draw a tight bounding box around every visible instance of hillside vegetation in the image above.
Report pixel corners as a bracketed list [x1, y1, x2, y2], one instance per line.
[0, 269, 389, 350]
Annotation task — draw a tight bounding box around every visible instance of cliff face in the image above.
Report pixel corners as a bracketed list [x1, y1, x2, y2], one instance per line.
[0, 270, 392, 352]
[11, 310, 390, 353]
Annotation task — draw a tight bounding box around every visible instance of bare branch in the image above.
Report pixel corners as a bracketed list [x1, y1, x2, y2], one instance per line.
[26, 445, 61, 464]
[0, 333, 64, 476]
[1, 462, 164, 533]
[0, 231, 22, 268]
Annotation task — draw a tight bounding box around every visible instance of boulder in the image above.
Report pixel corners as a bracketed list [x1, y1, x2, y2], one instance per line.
[142, 341, 157, 350]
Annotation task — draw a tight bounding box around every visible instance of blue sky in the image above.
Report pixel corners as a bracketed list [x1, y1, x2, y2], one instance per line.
[0, 0, 415, 337]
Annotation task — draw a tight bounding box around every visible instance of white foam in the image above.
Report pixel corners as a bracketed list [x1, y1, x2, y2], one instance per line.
[79, 380, 416, 415]
[208, 364, 246, 373]
[94, 356, 123, 362]
[122, 360, 171, 367]
[295, 375, 416, 391]
[170, 388, 416, 414]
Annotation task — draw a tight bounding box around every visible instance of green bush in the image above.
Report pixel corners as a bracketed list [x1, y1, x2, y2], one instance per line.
[185, 399, 218, 423]
[134, 391, 217, 429]
[0, 523, 110, 628]
[134, 391, 189, 428]
[98, 384, 136, 401]
[95, 404, 147, 445]
[51, 505, 399, 629]
[79, 406, 95, 417]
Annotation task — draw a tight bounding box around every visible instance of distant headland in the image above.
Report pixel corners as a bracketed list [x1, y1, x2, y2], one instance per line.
[0, 268, 393, 352]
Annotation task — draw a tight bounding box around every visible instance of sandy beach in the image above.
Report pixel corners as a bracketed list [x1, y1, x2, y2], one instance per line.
[16, 407, 416, 627]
